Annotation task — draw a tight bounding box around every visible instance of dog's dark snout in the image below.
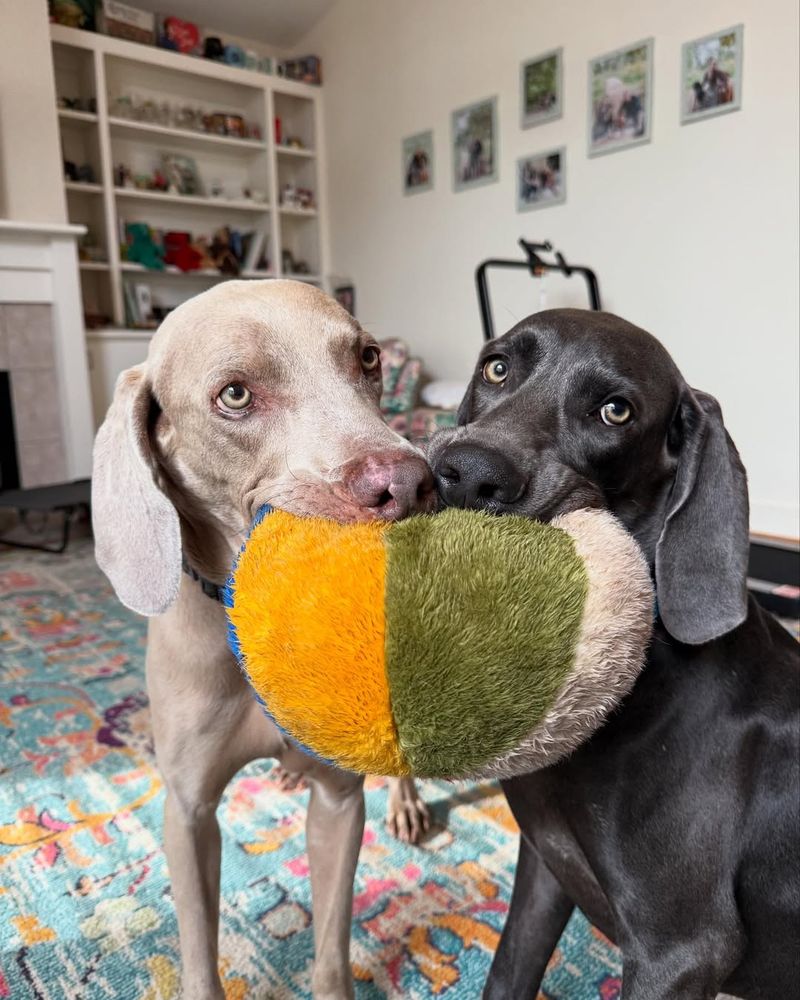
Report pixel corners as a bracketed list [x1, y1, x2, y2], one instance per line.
[435, 443, 527, 509]
[346, 452, 434, 519]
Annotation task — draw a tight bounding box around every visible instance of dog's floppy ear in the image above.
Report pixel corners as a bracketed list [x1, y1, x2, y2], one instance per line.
[92, 365, 181, 616]
[655, 388, 749, 645]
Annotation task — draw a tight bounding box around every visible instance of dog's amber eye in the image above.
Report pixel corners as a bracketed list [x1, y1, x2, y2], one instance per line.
[482, 357, 509, 385]
[218, 383, 252, 411]
[361, 345, 381, 372]
[599, 398, 632, 425]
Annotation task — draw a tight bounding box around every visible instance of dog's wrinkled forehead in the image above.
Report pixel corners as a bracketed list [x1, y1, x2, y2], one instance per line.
[486, 309, 683, 392]
[146, 279, 364, 403]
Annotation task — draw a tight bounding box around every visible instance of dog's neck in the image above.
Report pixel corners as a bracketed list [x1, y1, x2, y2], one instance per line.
[180, 514, 244, 587]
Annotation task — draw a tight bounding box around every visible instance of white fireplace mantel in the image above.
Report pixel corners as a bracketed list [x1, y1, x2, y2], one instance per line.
[0, 219, 94, 483]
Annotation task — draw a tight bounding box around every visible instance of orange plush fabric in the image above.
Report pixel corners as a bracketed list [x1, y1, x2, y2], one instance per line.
[227, 511, 410, 775]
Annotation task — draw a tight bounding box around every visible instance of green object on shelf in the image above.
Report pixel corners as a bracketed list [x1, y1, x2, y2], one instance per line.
[125, 223, 165, 271]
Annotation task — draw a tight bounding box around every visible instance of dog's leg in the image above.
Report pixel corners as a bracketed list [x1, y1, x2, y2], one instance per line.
[386, 776, 430, 844]
[619, 942, 743, 1000]
[284, 747, 365, 1000]
[161, 771, 228, 999]
[149, 625, 284, 999]
[483, 835, 574, 999]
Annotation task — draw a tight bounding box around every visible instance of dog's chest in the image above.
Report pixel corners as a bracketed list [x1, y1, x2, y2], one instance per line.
[504, 778, 617, 938]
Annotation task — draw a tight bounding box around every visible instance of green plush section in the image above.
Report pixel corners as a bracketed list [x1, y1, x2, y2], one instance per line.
[384, 509, 588, 778]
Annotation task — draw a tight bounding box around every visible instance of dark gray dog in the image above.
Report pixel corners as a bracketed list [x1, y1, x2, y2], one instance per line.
[429, 309, 800, 1000]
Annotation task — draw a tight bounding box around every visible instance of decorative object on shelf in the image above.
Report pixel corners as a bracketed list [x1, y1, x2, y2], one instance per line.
[517, 146, 566, 212]
[280, 185, 315, 211]
[57, 95, 97, 113]
[49, 0, 96, 31]
[97, 0, 156, 46]
[125, 222, 165, 271]
[452, 96, 499, 191]
[84, 310, 112, 329]
[281, 249, 310, 275]
[63, 160, 96, 184]
[285, 136, 306, 149]
[521, 48, 563, 128]
[681, 24, 743, 125]
[203, 36, 224, 61]
[109, 93, 262, 142]
[133, 283, 153, 324]
[223, 114, 246, 138]
[114, 163, 134, 188]
[123, 279, 157, 328]
[588, 38, 653, 157]
[164, 231, 201, 272]
[162, 153, 201, 196]
[242, 187, 267, 204]
[257, 55, 273, 75]
[280, 184, 298, 208]
[334, 285, 355, 317]
[274, 116, 282, 145]
[210, 228, 240, 275]
[78, 231, 107, 263]
[158, 15, 201, 55]
[402, 130, 433, 195]
[223, 44, 246, 68]
[277, 56, 322, 86]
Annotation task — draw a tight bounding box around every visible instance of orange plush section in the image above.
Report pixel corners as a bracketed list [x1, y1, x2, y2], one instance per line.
[229, 511, 410, 776]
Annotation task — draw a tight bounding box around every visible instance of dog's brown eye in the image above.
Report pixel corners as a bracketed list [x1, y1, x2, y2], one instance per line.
[483, 357, 509, 385]
[218, 383, 252, 411]
[361, 345, 381, 372]
[599, 398, 632, 425]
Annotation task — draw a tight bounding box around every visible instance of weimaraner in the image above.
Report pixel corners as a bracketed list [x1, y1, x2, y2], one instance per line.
[91, 279, 434, 999]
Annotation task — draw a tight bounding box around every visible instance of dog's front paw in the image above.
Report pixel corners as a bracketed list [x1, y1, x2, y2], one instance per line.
[386, 776, 430, 844]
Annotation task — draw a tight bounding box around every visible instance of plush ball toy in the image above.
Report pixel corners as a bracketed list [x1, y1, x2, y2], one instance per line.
[224, 507, 653, 780]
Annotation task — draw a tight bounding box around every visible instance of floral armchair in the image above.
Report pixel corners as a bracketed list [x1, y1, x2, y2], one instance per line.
[379, 338, 458, 446]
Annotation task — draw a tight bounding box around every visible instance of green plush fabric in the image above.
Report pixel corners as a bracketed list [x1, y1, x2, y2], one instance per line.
[384, 509, 588, 777]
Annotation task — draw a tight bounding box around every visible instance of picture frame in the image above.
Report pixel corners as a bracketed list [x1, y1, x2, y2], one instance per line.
[517, 146, 566, 212]
[587, 38, 653, 157]
[521, 48, 563, 128]
[402, 130, 434, 195]
[680, 24, 744, 125]
[452, 96, 499, 191]
[334, 284, 355, 317]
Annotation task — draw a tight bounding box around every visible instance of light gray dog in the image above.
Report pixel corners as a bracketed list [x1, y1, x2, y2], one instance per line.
[92, 280, 434, 999]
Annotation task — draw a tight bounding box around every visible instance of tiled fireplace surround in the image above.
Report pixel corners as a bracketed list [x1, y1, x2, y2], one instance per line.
[0, 221, 93, 490]
[0, 304, 68, 487]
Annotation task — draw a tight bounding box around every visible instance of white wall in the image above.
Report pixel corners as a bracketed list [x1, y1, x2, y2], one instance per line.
[0, 0, 66, 223]
[299, 0, 800, 538]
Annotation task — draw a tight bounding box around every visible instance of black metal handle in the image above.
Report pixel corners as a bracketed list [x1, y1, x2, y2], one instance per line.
[475, 240, 602, 341]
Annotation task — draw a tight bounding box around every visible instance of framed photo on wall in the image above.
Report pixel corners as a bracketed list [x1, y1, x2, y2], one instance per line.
[402, 129, 434, 195]
[334, 284, 355, 316]
[517, 146, 566, 212]
[521, 48, 563, 128]
[452, 96, 498, 191]
[681, 25, 743, 125]
[588, 38, 653, 157]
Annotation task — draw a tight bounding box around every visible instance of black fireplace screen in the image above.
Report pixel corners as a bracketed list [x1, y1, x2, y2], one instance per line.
[0, 371, 20, 492]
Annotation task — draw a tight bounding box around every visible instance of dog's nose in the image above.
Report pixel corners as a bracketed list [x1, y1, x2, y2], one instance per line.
[434, 443, 527, 509]
[346, 452, 435, 520]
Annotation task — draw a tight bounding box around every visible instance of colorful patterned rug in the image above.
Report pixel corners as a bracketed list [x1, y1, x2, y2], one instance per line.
[0, 538, 621, 999]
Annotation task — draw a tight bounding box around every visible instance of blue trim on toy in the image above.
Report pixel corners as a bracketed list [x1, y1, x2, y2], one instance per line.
[223, 503, 343, 772]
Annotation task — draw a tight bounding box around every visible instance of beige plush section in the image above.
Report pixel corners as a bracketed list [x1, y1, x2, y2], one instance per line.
[476, 509, 653, 780]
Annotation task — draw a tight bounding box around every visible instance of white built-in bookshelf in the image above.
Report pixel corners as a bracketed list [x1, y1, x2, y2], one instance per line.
[50, 24, 329, 423]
